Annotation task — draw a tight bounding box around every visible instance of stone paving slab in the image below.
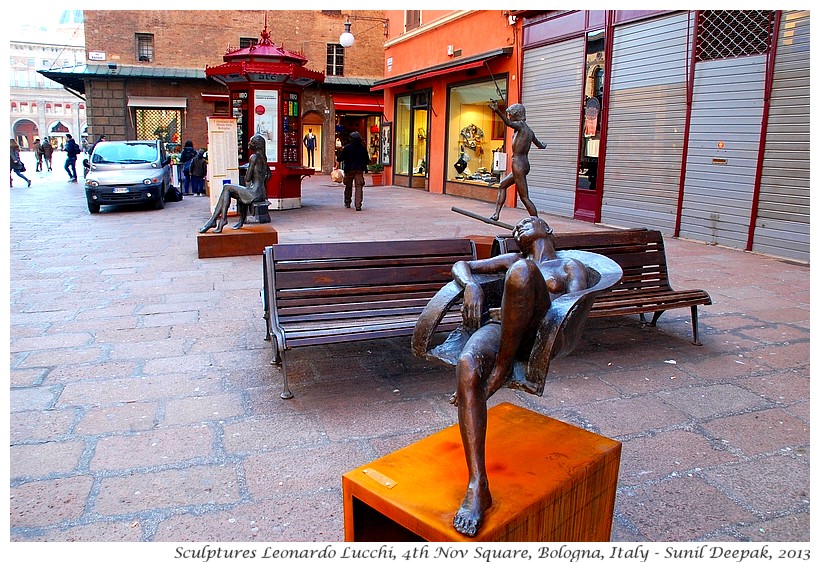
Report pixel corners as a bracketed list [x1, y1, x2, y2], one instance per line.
[8, 151, 810, 546]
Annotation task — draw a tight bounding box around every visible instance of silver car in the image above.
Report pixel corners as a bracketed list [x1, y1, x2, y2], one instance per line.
[84, 139, 173, 213]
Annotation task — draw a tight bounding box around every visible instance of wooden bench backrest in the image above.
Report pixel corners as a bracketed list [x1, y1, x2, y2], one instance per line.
[494, 229, 673, 294]
[269, 239, 476, 321]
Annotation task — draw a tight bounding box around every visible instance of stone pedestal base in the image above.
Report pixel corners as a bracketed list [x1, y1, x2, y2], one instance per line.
[197, 223, 278, 259]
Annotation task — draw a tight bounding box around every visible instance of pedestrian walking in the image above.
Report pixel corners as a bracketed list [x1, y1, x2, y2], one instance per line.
[335, 131, 369, 211]
[189, 148, 208, 196]
[10, 139, 32, 188]
[41, 138, 54, 172]
[63, 133, 82, 183]
[33, 138, 44, 172]
[179, 140, 197, 195]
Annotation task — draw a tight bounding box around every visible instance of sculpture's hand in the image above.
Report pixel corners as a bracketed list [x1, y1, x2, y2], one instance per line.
[488, 100, 499, 112]
[462, 282, 484, 332]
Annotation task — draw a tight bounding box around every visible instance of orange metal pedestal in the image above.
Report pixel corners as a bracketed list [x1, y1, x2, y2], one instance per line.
[342, 402, 621, 542]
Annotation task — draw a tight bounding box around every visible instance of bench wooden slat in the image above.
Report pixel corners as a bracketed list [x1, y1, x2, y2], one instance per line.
[274, 263, 457, 290]
[274, 283, 446, 303]
[271, 239, 474, 261]
[277, 297, 436, 317]
[274, 254, 472, 272]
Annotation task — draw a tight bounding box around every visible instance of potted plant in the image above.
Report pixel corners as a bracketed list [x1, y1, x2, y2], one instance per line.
[367, 162, 385, 186]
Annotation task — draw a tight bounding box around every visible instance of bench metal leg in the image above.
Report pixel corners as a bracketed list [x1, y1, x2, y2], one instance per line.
[279, 355, 293, 400]
[690, 305, 702, 346]
[649, 311, 664, 326]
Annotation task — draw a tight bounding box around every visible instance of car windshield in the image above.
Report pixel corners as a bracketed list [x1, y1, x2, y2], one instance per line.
[92, 143, 158, 165]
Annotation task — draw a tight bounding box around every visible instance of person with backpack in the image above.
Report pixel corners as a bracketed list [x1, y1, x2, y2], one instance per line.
[63, 134, 82, 183]
[179, 140, 197, 196]
[189, 149, 208, 197]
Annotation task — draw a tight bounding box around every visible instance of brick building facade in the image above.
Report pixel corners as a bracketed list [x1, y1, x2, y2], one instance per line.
[44, 10, 387, 172]
[83, 10, 385, 77]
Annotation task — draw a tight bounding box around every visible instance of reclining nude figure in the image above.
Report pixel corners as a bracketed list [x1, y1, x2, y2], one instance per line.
[448, 216, 589, 537]
[199, 134, 270, 234]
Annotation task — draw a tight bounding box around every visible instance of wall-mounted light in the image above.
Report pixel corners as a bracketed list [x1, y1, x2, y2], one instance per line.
[339, 14, 389, 48]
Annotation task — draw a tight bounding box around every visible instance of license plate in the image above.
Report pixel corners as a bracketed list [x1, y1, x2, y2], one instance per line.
[113, 187, 129, 194]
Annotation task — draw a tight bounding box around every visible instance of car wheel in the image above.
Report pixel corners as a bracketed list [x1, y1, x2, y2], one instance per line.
[154, 184, 166, 210]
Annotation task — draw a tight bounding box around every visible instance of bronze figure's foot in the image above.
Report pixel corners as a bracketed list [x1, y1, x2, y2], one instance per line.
[198, 221, 214, 234]
[232, 221, 244, 230]
[453, 481, 492, 537]
[489, 213, 500, 222]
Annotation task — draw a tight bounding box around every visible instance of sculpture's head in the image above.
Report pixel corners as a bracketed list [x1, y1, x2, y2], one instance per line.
[249, 134, 266, 152]
[513, 216, 553, 248]
[506, 103, 526, 121]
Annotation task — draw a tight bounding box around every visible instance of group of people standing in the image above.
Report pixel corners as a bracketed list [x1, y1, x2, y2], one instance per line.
[179, 140, 208, 196]
[11, 134, 86, 188]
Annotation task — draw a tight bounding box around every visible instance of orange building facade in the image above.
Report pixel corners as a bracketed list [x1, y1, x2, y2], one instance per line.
[374, 11, 521, 207]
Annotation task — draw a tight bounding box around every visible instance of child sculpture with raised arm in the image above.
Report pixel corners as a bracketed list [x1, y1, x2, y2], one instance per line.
[488, 101, 547, 222]
[199, 134, 270, 234]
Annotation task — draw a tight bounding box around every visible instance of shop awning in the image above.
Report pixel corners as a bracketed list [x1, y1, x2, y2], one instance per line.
[333, 93, 384, 113]
[127, 96, 188, 108]
[371, 47, 513, 91]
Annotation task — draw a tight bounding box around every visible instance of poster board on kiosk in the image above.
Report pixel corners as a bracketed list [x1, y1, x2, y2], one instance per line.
[206, 116, 240, 213]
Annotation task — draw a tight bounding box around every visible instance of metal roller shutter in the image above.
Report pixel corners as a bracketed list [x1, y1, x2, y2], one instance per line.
[521, 38, 584, 218]
[601, 12, 691, 233]
[679, 54, 767, 248]
[753, 10, 810, 262]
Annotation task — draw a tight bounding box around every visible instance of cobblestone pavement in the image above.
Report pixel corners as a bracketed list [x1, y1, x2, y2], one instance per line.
[9, 151, 809, 547]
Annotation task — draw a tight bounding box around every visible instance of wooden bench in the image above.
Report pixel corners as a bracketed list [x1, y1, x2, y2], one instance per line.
[493, 229, 712, 345]
[262, 239, 477, 398]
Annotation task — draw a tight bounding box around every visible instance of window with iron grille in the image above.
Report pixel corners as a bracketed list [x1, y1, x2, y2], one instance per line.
[696, 10, 774, 61]
[136, 33, 154, 62]
[327, 44, 345, 76]
[240, 37, 258, 49]
[134, 108, 182, 143]
[406, 10, 421, 31]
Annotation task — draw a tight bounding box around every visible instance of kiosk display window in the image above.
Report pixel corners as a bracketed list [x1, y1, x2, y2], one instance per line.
[253, 89, 279, 162]
[282, 92, 300, 163]
[232, 90, 249, 162]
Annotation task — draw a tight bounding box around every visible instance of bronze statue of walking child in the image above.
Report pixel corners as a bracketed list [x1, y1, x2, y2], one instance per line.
[488, 101, 546, 222]
[199, 134, 270, 234]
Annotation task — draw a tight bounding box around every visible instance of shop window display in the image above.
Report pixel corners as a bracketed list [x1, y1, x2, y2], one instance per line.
[394, 92, 430, 183]
[447, 78, 507, 185]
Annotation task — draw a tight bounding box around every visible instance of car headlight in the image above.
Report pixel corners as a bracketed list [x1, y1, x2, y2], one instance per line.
[143, 177, 161, 185]
[86, 180, 99, 187]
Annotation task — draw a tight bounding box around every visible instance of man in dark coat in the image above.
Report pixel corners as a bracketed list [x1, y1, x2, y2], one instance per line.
[335, 131, 369, 211]
[63, 134, 82, 182]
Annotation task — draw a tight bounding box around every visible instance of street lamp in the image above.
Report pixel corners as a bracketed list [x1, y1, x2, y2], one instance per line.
[338, 14, 389, 48]
[339, 18, 355, 48]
